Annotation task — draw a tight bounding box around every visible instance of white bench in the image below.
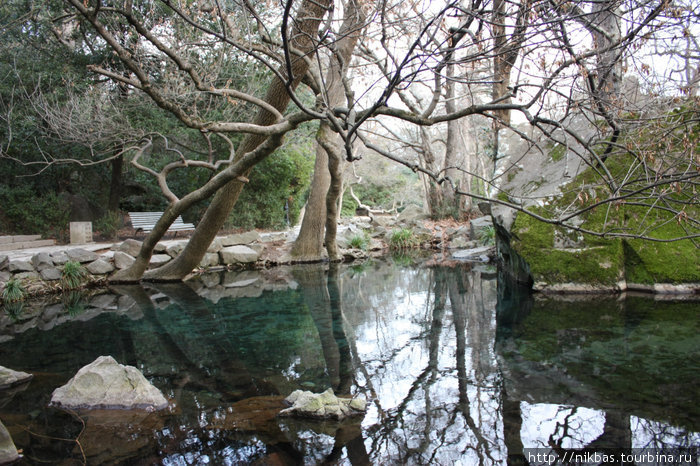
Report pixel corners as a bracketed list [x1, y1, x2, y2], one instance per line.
[128, 212, 195, 235]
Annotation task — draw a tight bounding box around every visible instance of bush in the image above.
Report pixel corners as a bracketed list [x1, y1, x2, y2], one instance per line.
[389, 228, 419, 250]
[2, 278, 25, 303]
[0, 185, 69, 237]
[348, 232, 370, 250]
[479, 225, 496, 245]
[61, 261, 88, 290]
[93, 211, 122, 239]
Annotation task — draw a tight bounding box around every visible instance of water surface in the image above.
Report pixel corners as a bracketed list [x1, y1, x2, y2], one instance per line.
[0, 260, 697, 464]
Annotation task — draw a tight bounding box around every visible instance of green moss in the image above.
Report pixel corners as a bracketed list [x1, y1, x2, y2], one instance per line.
[549, 143, 566, 162]
[511, 212, 624, 285]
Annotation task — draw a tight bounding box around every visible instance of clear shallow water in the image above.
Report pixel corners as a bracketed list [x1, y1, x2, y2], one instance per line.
[0, 260, 697, 464]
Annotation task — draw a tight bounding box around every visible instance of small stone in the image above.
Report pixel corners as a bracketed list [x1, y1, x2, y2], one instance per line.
[113, 251, 135, 270]
[86, 259, 115, 275]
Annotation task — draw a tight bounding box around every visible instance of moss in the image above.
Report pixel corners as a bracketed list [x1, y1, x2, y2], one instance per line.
[549, 143, 566, 162]
[511, 212, 624, 285]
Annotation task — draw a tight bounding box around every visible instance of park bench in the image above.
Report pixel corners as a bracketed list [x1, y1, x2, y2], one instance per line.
[128, 212, 195, 236]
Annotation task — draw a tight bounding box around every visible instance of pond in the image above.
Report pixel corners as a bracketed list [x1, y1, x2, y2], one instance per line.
[0, 260, 698, 464]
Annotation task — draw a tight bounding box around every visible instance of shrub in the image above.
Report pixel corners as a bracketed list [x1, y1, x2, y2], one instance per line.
[93, 211, 122, 240]
[61, 261, 88, 290]
[0, 185, 69, 237]
[389, 228, 419, 250]
[479, 225, 496, 245]
[1, 278, 26, 303]
[348, 232, 369, 250]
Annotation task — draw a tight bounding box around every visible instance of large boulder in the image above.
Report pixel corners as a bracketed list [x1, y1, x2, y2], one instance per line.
[113, 251, 135, 270]
[0, 366, 33, 389]
[49, 355, 168, 410]
[396, 204, 428, 225]
[279, 388, 366, 420]
[8, 260, 33, 273]
[86, 259, 115, 275]
[117, 239, 143, 257]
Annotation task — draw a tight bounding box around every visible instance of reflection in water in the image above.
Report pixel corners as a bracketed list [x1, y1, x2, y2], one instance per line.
[0, 261, 697, 464]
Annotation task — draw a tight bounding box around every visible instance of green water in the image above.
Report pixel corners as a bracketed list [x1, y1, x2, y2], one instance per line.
[0, 261, 697, 464]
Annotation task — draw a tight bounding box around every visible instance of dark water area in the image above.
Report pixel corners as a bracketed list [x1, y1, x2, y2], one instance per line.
[0, 260, 697, 464]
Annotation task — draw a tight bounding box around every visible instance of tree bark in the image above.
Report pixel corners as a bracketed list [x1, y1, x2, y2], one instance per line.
[291, 143, 331, 261]
[291, 0, 366, 262]
[139, 0, 331, 281]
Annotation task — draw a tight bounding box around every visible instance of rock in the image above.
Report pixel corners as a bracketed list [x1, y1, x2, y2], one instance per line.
[0, 255, 8, 271]
[8, 260, 34, 273]
[259, 232, 287, 242]
[370, 214, 395, 228]
[207, 238, 223, 253]
[51, 251, 69, 265]
[0, 421, 19, 464]
[149, 254, 171, 267]
[32, 252, 54, 271]
[166, 242, 185, 258]
[153, 242, 167, 253]
[221, 231, 261, 246]
[219, 245, 259, 264]
[14, 271, 40, 280]
[90, 294, 117, 309]
[222, 270, 260, 288]
[49, 355, 168, 410]
[279, 388, 366, 420]
[477, 202, 492, 215]
[40, 267, 62, 281]
[449, 237, 477, 249]
[113, 251, 135, 270]
[87, 259, 115, 275]
[0, 366, 33, 389]
[469, 216, 493, 240]
[397, 204, 428, 225]
[452, 246, 495, 262]
[66, 248, 99, 263]
[117, 239, 143, 257]
[199, 252, 220, 268]
[0, 271, 9, 283]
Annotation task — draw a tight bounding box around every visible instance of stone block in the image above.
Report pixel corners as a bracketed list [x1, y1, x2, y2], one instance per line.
[70, 221, 93, 245]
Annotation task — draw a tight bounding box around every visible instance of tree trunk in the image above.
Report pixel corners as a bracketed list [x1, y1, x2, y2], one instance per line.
[443, 47, 464, 219]
[140, 0, 331, 281]
[291, 0, 365, 262]
[291, 142, 331, 261]
[108, 154, 123, 212]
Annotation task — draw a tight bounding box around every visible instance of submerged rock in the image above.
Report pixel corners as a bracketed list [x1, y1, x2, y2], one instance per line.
[50, 355, 168, 410]
[0, 421, 19, 464]
[279, 388, 366, 420]
[0, 366, 33, 389]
